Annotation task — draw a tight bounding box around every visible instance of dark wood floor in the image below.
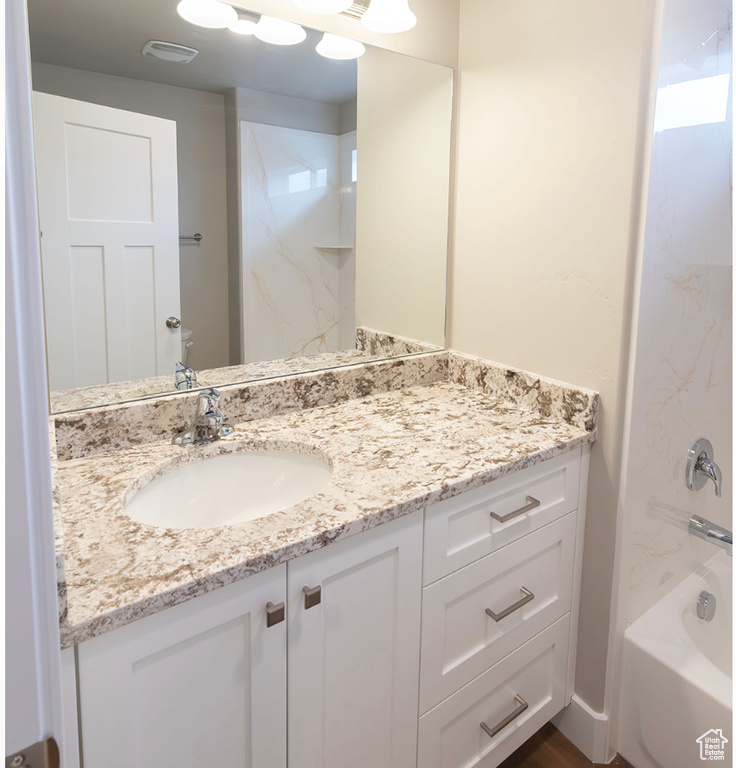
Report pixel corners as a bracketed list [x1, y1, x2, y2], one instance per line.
[499, 723, 634, 768]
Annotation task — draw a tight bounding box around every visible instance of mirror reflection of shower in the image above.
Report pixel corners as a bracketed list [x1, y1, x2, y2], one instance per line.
[240, 119, 357, 363]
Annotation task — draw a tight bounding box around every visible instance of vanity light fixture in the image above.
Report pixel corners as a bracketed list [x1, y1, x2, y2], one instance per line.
[254, 15, 308, 45]
[294, 0, 353, 13]
[315, 32, 365, 59]
[360, 0, 416, 33]
[176, 0, 237, 28]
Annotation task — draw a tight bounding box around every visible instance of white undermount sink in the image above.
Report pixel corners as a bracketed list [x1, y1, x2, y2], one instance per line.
[124, 450, 333, 529]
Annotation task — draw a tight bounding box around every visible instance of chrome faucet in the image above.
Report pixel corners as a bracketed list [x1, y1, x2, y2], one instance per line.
[698, 456, 723, 497]
[172, 388, 233, 446]
[685, 438, 723, 498]
[689, 514, 732, 556]
[174, 362, 198, 391]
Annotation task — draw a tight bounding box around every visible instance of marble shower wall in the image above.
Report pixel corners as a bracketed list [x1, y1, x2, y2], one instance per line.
[618, 0, 732, 626]
[240, 121, 356, 363]
[338, 131, 357, 350]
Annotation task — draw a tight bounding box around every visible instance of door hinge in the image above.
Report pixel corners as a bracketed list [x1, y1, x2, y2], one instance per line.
[5, 738, 59, 768]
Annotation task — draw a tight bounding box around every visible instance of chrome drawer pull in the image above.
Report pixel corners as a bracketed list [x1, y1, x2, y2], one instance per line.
[303, 585, 322, 609]
[480, 695, 529, 739]
[490, 495, 540, 524]
[266, 601, 285, 627]
[485, 587, 535, 622]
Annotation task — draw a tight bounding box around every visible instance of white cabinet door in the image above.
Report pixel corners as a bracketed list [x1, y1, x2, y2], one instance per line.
[287, 512, 423, 768]
[77, 565, 287, 768]
[32, 92, 181, 391]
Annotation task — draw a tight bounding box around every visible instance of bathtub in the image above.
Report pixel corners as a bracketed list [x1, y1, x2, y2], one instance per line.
[618, 551, 732, 768]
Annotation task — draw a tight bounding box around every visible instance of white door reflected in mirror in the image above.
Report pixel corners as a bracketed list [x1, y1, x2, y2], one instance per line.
[33, 93, 181, 391]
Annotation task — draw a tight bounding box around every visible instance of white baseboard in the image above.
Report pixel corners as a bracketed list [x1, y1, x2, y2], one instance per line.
[552, 695, 612, 764]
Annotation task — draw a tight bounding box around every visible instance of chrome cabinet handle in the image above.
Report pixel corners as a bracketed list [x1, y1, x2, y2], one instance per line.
[480, 695, 529, 738]
[490, 495, 540, 523]
[485, 587, 535, 622]
[266, 601, 285, 627]
[303, 585, 321, 610]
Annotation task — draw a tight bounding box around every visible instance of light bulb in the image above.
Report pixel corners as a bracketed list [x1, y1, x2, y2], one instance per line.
[254, 16, 307, 45]
[176, 0, 238, 28]
[316, 33, 365, 60]
[361, 0, 416, 33]
[293, 0, 353, 13]
[228, 18, 258, 34]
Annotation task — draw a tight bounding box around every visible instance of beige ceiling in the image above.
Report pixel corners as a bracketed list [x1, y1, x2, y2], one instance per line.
[28, 0, 358, 104]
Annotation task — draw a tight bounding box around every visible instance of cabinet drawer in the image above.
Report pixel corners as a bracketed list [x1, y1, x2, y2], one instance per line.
[419, 513, 575, 713]
[417, 615, 569, 768]
[423, 449, 580, 585]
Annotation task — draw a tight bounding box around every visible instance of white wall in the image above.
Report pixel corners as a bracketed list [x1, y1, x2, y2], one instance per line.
[234, 85, 342, 134]
[450, 0, 656, 713]
[355, 46, 452, 346]
[340, 98, 358, 134]
[31, 63, 231, 373]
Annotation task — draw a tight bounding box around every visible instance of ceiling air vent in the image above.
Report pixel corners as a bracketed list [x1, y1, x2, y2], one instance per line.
[141, 40, 199, 63]
[341, 0, 369, 20]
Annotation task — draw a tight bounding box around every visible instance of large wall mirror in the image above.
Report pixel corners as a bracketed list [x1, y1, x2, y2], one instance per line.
[28, 0, 453, 413]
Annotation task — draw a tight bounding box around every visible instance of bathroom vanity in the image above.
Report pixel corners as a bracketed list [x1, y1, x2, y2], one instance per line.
[52, 351, 596, 768]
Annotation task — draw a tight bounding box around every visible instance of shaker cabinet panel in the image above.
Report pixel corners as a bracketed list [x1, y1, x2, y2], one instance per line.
[287, 511, 423, 768]
[423, 449, 581, 585]
[77, 564, 287, 768]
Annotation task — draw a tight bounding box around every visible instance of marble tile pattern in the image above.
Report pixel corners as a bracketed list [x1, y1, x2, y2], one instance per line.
[355, 326, 443, 357]
[55, 380, 597, 647]
[50, 348, 407, 414]
[617, 0, 732, 627]
[241, 121, 344, 362]
[54, 352, 449, 461]
[449, 351, 599, 433]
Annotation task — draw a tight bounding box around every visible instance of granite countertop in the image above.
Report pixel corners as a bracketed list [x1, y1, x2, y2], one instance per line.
[55, 378, 597, 648]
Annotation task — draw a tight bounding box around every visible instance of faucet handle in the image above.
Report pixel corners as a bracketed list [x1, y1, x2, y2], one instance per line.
[686, 438, 723, 498]
[175, 362, 198, 391]
[197, 388, 220, 413]
[172, 388, 232, 446]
